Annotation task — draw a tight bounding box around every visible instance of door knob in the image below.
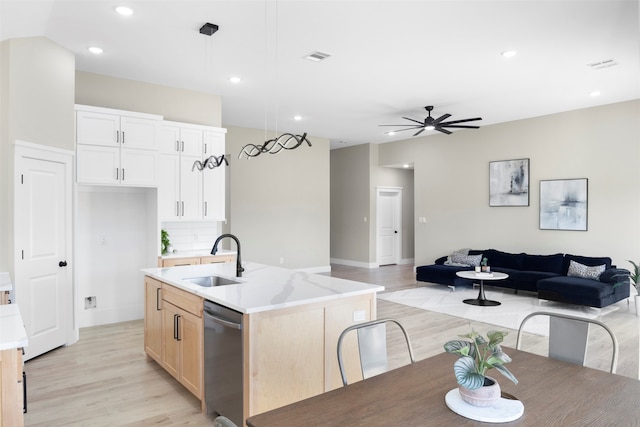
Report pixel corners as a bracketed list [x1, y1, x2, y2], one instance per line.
[59, 261, 67, 267]
[394, 230, 398, 234]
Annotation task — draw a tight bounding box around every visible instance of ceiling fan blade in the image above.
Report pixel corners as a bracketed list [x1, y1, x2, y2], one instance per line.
[378, 124, 422, 127]
[391, 126, 424, 133]
[402, 117, 426, 126]
[435, 127, 452, 135]
[440, 124, 481, 129]
[434, 113, 451, 124]
[440, 117, 482, 125]
[413, 128, 426, 137]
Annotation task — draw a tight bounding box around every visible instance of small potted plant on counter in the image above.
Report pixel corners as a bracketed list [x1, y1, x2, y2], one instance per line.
[161, 229, 171, 255]
[444, 330, 517, 407]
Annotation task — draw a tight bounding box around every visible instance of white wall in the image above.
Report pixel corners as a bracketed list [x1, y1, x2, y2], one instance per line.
[75, 186, 157, 327]
[379, 100, 640, 270]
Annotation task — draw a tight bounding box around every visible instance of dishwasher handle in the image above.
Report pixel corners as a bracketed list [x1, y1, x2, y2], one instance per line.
[204, 310, 242, 330]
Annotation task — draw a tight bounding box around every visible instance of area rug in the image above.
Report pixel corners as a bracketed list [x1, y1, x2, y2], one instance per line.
[378, 284, 620, 336]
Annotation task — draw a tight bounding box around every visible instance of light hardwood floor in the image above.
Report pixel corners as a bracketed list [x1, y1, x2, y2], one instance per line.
[24, 264, 639, 426]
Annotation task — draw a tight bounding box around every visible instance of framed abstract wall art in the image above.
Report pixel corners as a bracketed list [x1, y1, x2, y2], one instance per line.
[489, 158, 529, 206]
[539, 178, 588, 231]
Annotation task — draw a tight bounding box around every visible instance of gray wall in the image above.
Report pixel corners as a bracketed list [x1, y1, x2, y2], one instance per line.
[330, 143, 415, 266]
[0, 36, 75, 274]
[378, 100, 640, 270]
[225, 126, 331, 271]
[76, 71, 222, 127]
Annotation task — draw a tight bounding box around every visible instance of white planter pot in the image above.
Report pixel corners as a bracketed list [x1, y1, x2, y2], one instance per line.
[635, 294, 640, 317]
[458, 376, 501, 407]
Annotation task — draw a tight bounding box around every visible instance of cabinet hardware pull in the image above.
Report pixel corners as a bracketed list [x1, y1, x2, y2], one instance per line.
[122, 168, 125, 181]
[176, 315, 181, 341]
[174, 314, 178, 340]
[116, 130, 119, 143]
[181, 201, 184, 216]
[116, 168, 119, 180]
[156, 287, 161, 311]
[204, 201, 208, 216]
[181, 141, 184, 152]
[204, 143, 207, 154]
[122, 131, 125, 144]
[176, 140, 179, 152]
[176, 201, 180, 217]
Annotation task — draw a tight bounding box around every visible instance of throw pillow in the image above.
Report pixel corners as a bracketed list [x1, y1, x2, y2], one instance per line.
[567, 260, 606, 280]
[450, 252, 482, 267]
[444, 248, 471, 265]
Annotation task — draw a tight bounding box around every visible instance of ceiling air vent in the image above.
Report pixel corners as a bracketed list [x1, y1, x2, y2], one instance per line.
[587, 59, 618, 69]
[304, 51, 331, 62]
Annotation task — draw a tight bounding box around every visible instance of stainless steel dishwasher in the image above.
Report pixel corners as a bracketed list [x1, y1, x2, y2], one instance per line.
[204, 300, 243, 426]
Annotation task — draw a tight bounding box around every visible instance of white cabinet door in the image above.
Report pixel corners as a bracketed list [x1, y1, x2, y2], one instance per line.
[180, 155, 203, 221]
[76, 111, 120, 147]
[76, 145, 119, 184]
[121, 116, 158, 150]
[157, 125, 181, 154]
[158, 153, 180, 220]
[180, 127, 203, 157]
[202, 131, 226, 221]
[120, 148, 158, 186]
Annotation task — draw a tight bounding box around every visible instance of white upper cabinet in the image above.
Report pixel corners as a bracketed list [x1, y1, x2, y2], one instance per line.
[203, 130, 226, 221]
[76, 105, 161, 186]
[157, 121, 226, 222]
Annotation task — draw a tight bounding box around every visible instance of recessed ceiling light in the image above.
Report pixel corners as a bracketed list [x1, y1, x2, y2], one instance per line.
[293, 115, 302, 121]
[501, 50, 517, 58]
[88, 46, 103, 54]
[589, 91, 601, 97]
[228, 76, 241, 84]
[403, 164, 410, 168]
[386, 131, 396, 136]
[303, 51, 331, 62]
[115, 6, 133, 16]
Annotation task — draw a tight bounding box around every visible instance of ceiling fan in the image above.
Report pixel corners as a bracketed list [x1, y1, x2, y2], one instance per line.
[380, 106, 482, 136]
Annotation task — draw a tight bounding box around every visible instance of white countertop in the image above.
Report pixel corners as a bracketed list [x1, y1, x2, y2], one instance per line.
[143, 262, 384, 314]
[0, 304, 28, 350]
[159, 249, 236, 259]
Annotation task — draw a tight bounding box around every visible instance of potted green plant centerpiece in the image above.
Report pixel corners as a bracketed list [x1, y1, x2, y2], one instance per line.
[444, 330, 517, 407]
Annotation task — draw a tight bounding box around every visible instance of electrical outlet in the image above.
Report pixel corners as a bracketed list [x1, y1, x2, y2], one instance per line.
[84, 296, 97, 309]
[353, 310, 366, 322]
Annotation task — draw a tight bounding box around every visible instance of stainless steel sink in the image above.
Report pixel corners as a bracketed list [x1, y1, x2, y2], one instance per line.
[183, 275, 240, 287]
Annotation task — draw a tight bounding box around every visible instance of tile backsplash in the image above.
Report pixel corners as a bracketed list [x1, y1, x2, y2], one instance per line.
[161, 221, 221, 253]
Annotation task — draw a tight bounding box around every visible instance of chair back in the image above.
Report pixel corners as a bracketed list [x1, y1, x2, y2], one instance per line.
[337, 318, 415, 386]
[516, 311, 618, 373]
[213, 416, 238, 427]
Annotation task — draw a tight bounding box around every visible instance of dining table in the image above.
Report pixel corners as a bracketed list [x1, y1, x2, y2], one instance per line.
[245, 347, 640, 426]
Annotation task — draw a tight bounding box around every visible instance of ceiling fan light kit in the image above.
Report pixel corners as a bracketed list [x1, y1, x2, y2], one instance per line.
[380, 105, 482, 136]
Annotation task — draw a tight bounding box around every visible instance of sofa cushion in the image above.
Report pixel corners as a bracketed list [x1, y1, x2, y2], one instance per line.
[484, 249, 524, 270]
[416, 264, 472, 285]
[563, 254, 612, 275]
[537, 276, 614, 299]
[567, 260, 606, 280]
[522, 253, 564, 274]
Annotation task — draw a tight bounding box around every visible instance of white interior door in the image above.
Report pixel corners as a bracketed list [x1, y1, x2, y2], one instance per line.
[15, 143, 73, 360]
[377, 188, 402, 266]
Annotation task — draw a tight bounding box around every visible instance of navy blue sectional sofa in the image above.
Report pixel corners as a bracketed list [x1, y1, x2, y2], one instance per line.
[416, 249, 630, 308]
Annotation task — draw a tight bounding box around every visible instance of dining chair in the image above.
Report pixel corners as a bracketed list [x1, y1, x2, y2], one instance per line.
[337, 318, 415, 386]
[516, 311, 619, 373]
[213, 415, 238, 427]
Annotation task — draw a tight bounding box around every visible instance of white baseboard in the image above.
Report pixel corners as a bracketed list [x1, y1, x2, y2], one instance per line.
[331, 258, 415, 269]
[79, 305, 143, 328]
[297, 265, 332, 274]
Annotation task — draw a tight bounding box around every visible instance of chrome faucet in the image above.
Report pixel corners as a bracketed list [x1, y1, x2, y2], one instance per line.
[211, 233, 244, 277]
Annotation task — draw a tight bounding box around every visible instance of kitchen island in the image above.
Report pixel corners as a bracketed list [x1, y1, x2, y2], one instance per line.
[143, 262, 384, 426]
[0, 304, 28, 427]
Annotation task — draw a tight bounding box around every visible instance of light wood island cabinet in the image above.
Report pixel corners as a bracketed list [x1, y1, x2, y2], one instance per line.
[143, 277, 204, 402]
[0, 305, 27, 427]
[143, 265, 381, 426]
